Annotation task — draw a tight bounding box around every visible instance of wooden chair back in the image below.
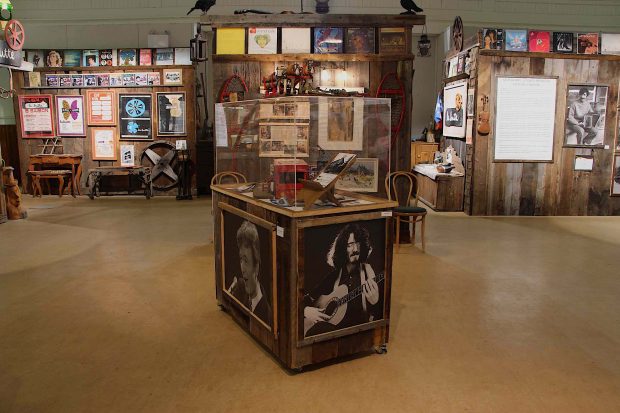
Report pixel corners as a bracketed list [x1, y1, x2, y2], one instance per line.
[211, 171, 247, 186]
[384, 171, 420, 207]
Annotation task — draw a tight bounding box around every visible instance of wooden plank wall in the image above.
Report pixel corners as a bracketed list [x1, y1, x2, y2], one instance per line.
[0, 125, 21, 182]
[11, 66, 196, 196]
[471, 54, 620, 216]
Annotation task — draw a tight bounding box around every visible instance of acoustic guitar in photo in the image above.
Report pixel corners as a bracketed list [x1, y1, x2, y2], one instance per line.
[303, 272, 385, 336]
[477, 95, 491, 136]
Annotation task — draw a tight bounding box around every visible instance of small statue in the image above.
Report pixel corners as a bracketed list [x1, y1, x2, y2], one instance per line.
[2, 167, 27, 220]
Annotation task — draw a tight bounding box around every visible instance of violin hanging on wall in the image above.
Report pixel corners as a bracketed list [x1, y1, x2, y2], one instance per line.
[477, 95, 491, 136]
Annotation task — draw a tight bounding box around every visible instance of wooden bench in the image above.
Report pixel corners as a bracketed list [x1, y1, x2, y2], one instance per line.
[28, 170, 74, 198]
[87, 166, 153, 199]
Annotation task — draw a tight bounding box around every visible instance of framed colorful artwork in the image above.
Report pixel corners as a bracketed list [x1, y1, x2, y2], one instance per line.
[91, 128, 117, 161]
[345, 27, 375, 54]
[18, 95, 55, 138]
[335, 158, 379, 193]
[119, 94, 153, 141]
[481, 28, 504, 50]
[577, 33, 599, 55]
[87, 90, 117, 126]
[156, 92, 187, 136]
[505, 29, 527, 52]
[314, 27, 344, 54]
[55, 95, 86, 136]
[529, 31, 551, 52]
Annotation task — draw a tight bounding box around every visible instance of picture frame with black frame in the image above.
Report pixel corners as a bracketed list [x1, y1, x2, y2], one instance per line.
[156, 92, 186, 136]
[563, 84, 608, 148]
[221, 203, 277, 334]
[553, 32, 575, 53]
[119, 93, 153, 141]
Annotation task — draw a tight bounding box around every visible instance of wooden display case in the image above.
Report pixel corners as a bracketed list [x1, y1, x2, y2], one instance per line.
[212, 184, 397, 370]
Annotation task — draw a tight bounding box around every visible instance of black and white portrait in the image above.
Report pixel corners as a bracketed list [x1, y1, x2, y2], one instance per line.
[564, 84, 608, 147]
[223, 210, 274, 329]
[157, 92, 186, 136]
[443, 80, 468, 138]
[302, 220, 386, 339]
[553, 32, 574, 53]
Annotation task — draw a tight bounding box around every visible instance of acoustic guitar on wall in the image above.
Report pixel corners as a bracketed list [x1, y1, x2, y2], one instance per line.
[477, 95, 491, 136]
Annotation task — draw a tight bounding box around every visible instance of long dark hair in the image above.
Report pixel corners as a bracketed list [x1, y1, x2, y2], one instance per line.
[329, 223, 372, 268]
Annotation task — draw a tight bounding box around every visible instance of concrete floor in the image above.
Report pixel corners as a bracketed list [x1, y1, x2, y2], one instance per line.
[1, 197, 620, 412]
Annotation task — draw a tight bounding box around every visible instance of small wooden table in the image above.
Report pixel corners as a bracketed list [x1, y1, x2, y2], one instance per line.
[87, 167, 153, 199]
[28, 154, 83, 196]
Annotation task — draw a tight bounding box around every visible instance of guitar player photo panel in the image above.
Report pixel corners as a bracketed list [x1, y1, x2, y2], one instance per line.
[301, 219, 386, 339]
[222, 208, 276, 331]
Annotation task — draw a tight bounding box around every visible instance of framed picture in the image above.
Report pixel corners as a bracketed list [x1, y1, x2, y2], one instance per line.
[84, 74, 97, 87]
[505, 29, 527, 52]
[97, 74, 110, 87]
[71, 74, 84, 88]
[221, 203, 277, 333]
[299, 217, 387, 342]
[120, 144, 135, 167]
[163, 69, 183, 86]
[148, 72, 161, 86]
[63, 50, 82, 67]
[118, 49, 137, 66]
[110, 73, 123, 87]
[45, 50, 63, 67]
[574, 155, 594, 171]
[481, 28, 503, 50]
[82, 49, 99, 67]
[577, 33, 599, 54]
[258, 124, 309, 157]
[379, 27, 407, 54]
[155, 48, 174, 65]
[26, 50, 45, 67]
[563, 84, 608, 147]
[45, 74, 58, 87]
[456, 55, 465, 74]
[345, 27, 375, 54]
[122, 73, 136, 86]
[611, 155, 620, 195]
[139, 49, 153, 66]
[313, 27, 344, 54]
[553, 32, 574, 53]
[248, 27, 278, 54]
[135, 73, 149, 86]
[157, 92, 186, 136]
[99, 49, 116, 66]
[87, 90, 117, 126]
[335, 158, 379, 193]
[59, 75, 72, 88]
[119, 94, 153, 141]
[18, 95, 55, 138]
[529, 31, 551, 52]
[443, 80, 468, 138]
[91, 128, 117, 161]
[466, 88, 475, 117]
[55, 95, 86, 137]
[313, 153, 357, 188]
[601, 33, 620, 55]
[318, 97, 364, 151]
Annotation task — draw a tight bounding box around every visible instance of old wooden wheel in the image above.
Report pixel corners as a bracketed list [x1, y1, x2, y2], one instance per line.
[5, 20, 25, 51]
[452, 16, 463, 52]
[140, 141, 179, 191]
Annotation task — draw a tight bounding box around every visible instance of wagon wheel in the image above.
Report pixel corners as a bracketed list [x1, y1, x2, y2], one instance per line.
[5, 20, 25, 51]
[140, 141, 179, 191]
[452, 16, 463, 52]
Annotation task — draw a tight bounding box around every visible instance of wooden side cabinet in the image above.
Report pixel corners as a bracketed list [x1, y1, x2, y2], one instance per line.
[414, 172, 464, 212]
[411, 142, 439, 169]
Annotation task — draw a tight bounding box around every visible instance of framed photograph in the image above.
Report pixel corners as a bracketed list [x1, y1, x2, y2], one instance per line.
[456, 55, 465, 74]
[221, 203, 277, 333]
[529, 31, 551, 52]
[71, 74, 84, 88]
[314, 27, 344, 54]
[494, 76, 557, 162]
[577, 33, 599, 54]
[155, 48, 174, 65]
[379, 27, 407, 54]
[157, 92, 186, 136]
[45, 50, 63, 67]
[248, 27, 278, 54]
[82, 49, 99, 67]
[611, 155, 620, 196]
[18, 95, 55, 138]
[505, 29, 528, 52]
[63, 50, 82, 67]
[481, 28, 503, 50]
[448, 56, 458, 77]
[163, 69, 183, 86]
[91, 128, 117, 161]
[466, 88, 475, 117]
[120, 144, 135, 167]
[119, 94, 153, 141]
[443, 80, 468, 138]
[299, 217, 387, 342]
[55, 95, 86, 136]
[118, 49, 137, 66]
[318, 97, 364, 150]
[335, 158, 379, 193]
[574, 155, 594, 171]
[258, 124, 309, 157]
[553, 32, 574, 53]
[601, 33, 620, 55]
[345, 27, 375, 54]
[87, 90, 117, 126]
[564, 84, 608, 147]
[148, 72, 161, 86]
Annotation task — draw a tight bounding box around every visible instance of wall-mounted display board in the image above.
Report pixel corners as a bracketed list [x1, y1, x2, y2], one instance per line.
[493, 76, 557, 162]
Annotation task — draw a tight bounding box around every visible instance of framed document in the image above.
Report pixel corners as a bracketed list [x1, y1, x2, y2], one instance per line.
[494, 76, 558, 162]
[91, 128, 117, 161]
[87, 90, 117, 126]
[18, 95, 55, 138]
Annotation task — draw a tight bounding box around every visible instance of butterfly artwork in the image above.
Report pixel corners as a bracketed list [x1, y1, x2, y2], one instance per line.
[55, 95, 85, 136]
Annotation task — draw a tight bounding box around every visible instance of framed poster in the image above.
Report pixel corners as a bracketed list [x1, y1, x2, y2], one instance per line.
[157, 92, 186, 136]
[563, 84, 608, 148]
[553, 32, 574, 53]
[345, 27, 375, 54]
[299, 218, 387, 342]
[505, 29, 527, 52]
[163, 69, 182, 86]
[55, 95, 85, 137]
[18, 95, 55, 138]
[577, 33, 599, 54]
[318, 97, 364, 150]
[443, 80, 467, 138]
[611, 155, 620, 196]
[529, 31, 551, 52]
[91, 128, 117, 161]
[494, 76, 557, 162]
[221, 203, 277, 333]
[120, 144, 135, 167]
[481, 28, 503, 50]
[335, 158, 379, 193]
[87, 90, 116, 126]
[313, 27, 344, 54]
[119, 94, 153, 141]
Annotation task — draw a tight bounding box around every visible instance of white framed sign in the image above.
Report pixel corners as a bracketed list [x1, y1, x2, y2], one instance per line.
[443, 80, 468, 138]
[494, 76, 558, 162]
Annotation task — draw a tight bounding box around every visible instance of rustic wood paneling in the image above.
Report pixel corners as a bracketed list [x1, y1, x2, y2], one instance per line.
[0, 125, 20, 184]
[470, 54, 620, 215]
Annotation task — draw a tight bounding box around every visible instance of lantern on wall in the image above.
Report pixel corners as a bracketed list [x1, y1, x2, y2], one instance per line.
[417, 25, 431, 57]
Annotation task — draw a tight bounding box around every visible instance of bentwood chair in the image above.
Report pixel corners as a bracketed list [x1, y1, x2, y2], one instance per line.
[385, 171, 427, 252]
[210, 171, 247, 186]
